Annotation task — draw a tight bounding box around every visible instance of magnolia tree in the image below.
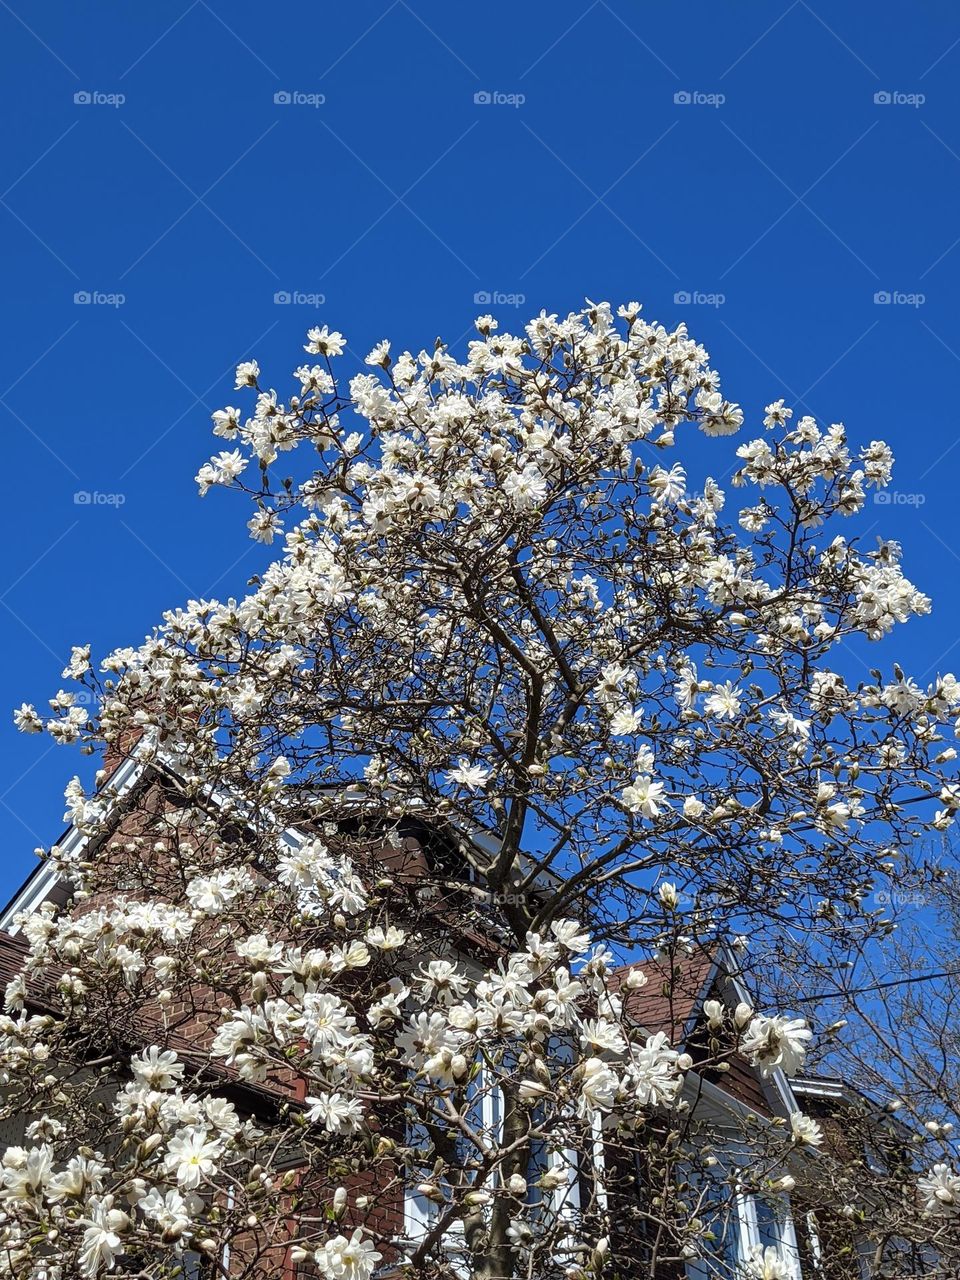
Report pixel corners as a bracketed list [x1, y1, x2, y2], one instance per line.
[3, 301, 959, 1277]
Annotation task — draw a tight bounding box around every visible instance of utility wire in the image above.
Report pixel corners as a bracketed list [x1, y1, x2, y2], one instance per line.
[791, 966, 960, 1004]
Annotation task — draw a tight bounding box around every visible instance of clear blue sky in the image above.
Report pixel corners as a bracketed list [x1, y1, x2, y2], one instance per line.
[1, 1, 959, 902]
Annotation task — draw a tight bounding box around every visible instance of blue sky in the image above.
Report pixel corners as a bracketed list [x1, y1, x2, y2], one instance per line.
[1, 1, 959, 903]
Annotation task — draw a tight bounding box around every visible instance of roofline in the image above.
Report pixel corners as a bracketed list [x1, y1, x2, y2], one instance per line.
[712, 942, 801, 1119]
[0, 737, 543, 934]
[791, 1075, 847, 1101]
[685, 1068, 785, 1127]
[0, 749, 149, 934]
[626, 941, 803, 1120]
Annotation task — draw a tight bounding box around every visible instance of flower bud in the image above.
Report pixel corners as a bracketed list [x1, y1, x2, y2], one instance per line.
[658, 882, 679, 910]
[416, 1183, 446, 1203]
[734, 1001, 753, 1029]
[703, 999, 724, 1029]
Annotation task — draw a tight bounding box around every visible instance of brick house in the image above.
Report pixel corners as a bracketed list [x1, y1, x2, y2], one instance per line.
[0, 746, 884, 1279]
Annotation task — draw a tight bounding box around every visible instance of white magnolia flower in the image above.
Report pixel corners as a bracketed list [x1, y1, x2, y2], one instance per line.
[212, 405, 241, 438]
[703, 998, 724, 1029]
[13, 703, 44, 734]
[683, 795, 706, 820]
[789, 1111, 823, 1147]
[763, 399, 793, 429]
[186, 869, 250, 914]
[234, 359, 259, 389]
[79, 1199, 129, 1277]
[0, 1144, 53, 1202]
[658, 882, 679, 910]
[503, 464, 547, 508]
[130, 1047, 184, 1090]
[918, 1163, 960, 1217]
[305, 325, 346, 357]
[62, 644, 91, 680]
[577, 1056, 619, 1118]
[365, 925, 406, 951]
[247, 509, 280, 544]
[703, 681, 742, 719]
[622, 775, 668, 818]
[419, 959, 470, 1004]
[580, 1017, 627, 1055]
[365, 339, 390, 367]
[445, 759, 490, 791]
[743, 1244, 792, 1279]
[609, 706, 643, 736]
[741, 1015, 812, 1077]
[627, 1031, 683, 1106]
[305, 1092, 365, 1135]
[314, 1228, 382, 1280]
[164, 1128, 222, 1190]
[551, 920, 591, 954]
[138, 1186, 193, 1238]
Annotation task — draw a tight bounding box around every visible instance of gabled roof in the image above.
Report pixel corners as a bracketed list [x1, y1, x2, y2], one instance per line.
[0, 738, 552, 939]
[614, 946, 719, 1041]
[0, 750, 148, 934]
[0, 741, 805, 1128]
[615, 943, 802, 1121]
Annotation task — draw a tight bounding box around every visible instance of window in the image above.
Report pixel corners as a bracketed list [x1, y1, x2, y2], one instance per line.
[181, 1254, 208, 1280]
[403, 1047, 603, 1267]
[404, 1070, 501, 1270]
[683, 1181, 747, 1280]
[856, 1236, 940, 1278]
[684, 1176, 802, 1280]
[749, 1195, 801, 1277]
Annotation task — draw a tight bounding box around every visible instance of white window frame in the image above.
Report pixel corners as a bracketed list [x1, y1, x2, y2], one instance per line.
[740, 1191, 802, 1279]
[805, 1209, 824, 1273]
[403, 1056, 605, 1261]
[403, 1075, 502, 1266]
[684, 1181, 803, 1280]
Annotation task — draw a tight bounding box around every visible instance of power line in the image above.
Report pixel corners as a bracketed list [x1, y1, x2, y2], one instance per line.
[792, 966, 960, 1005]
